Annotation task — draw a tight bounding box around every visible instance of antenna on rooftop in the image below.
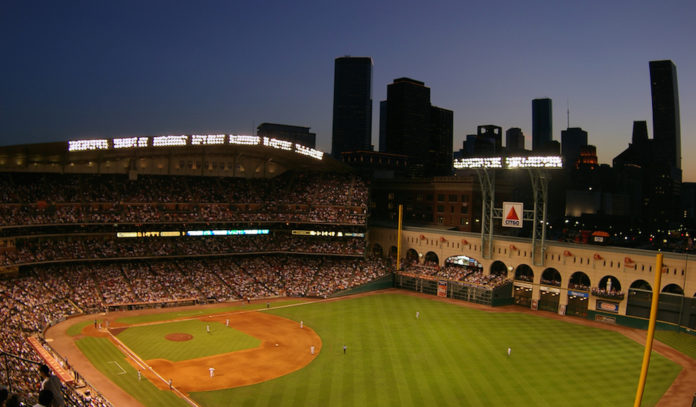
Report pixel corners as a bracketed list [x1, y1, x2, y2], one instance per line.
[566, 99, 570, 129]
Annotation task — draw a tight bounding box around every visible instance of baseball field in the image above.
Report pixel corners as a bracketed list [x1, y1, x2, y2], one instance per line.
[53, 291, 692, 407]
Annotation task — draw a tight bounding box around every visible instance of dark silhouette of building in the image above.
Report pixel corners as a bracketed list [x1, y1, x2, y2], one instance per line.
[381, 78, 453, 177]
[614, 60, 683, 232]
[505, 127, 525, 152]
[472, 125, 502, 155]
[561, 127, 588, 168]
[340, 150, 408, 178]
[532, 98, 552, 152]
[378, 100, 388, 152]
[650, 60, 681, 170]
[256, 123, 316, 148]
[332, 56, 373, 157]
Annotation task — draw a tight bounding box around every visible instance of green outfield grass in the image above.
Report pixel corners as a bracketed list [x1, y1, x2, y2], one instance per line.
[188, 294, 681, 407]
[115, 299, 306, 325]
[116, 319, 260, 361]
[655, 329, 696, 360]
[76, 336, 189, 407]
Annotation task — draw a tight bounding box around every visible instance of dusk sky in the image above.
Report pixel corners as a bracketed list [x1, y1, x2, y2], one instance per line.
[2, 1, 695, 180]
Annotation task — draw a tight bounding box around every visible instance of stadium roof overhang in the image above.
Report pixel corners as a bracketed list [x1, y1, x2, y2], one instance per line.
[0, 136, 349, 178]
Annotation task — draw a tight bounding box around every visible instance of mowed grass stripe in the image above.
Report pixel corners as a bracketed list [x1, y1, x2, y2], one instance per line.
[117, 319, 260, 362]
[76, 337, 188, 407]
[186, 293, 680, 407]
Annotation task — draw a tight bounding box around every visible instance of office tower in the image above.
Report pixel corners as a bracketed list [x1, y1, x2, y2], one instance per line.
[331, 56, 373, 157]
[649, 60, 681, 169]
[379, 100, 388, 152]
[532, 98, 552, 152]
[474, 125, 502, 155]
[505, 127, 525, 152]
[631, 121, 648, 145]
[561, 127, 588, 168]
[382, 77, 453, 176]
[429, 106, 454, 176]
[256, 123, 316, 148]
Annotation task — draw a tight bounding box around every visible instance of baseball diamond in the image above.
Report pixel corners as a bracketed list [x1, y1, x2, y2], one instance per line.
[43, 291, 695, 407]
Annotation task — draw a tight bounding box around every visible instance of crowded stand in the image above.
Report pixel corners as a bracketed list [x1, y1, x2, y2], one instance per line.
[0, 165, 379, 404]
[0, 234, 365, 267]
[0, 255, 390, 405]
[400, 263, 511, 289]
[0, 172, 368, 228]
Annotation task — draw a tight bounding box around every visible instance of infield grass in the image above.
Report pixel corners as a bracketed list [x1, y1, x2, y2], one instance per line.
[116, 319, 260, 361]
[189, 293, 681, 407]
[76, 336, 189, 407]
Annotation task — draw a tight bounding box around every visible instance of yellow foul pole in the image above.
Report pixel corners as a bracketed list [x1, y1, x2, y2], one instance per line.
[396, 204, 403, 271]
[633, 252, 663, 407]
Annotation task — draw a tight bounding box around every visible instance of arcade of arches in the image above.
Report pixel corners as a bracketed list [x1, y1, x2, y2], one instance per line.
[369, 227, 696, 328]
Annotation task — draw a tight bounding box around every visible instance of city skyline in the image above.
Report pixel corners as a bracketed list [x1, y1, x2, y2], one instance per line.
[1, 1, 695, 180]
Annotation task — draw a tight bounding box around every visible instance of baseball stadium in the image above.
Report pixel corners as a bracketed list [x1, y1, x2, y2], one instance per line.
[1, 135, 695, 406]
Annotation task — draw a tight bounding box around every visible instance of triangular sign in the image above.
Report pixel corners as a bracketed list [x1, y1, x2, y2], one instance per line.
[506, 207, 520, 221]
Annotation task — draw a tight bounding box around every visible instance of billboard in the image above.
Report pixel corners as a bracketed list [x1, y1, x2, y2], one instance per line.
[502, 202, 523, 228]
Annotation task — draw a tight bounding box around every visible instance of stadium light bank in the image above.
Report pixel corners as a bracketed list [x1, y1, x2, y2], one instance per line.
[68, 134, 324, 160]
[453, 156, 563, 169]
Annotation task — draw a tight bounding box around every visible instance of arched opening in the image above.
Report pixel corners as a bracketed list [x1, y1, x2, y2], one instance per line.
[513, 264, 534, 308]
[424, 251, 439, 266]
[658, 284, 685, 325]
[662, 284, 684, 295]
[445, 255, 482, 269]
[569, 272, 590, 291]
[540, 268, 561, 287]
[627, 279, 653, 319]
[443, 255, 483, 280]
[405, 249, 420, 265]
[371, 243, 383, 258]
[514, 264, 534, 282]
[566, 273, 590, 317]
[388, 246, 397, 260]
[539, 268, 561, 313]
[490, 261, 508, 278]
[593, 275, 623, 300]
[631, 280, 652, 291]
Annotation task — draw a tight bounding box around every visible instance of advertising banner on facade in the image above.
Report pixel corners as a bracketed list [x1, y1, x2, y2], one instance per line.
[596, 300, 619, 313]
[437, 281, 447, 297]
[502, 202, 523, 228]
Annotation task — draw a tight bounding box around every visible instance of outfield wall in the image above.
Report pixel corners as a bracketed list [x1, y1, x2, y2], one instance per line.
[369, 225, 696, 329]
[394, 273, 512, 307]
[329, 274, 394, 298]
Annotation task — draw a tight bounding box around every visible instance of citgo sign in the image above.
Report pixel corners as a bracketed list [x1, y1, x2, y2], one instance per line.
[502, 202, 523, 228]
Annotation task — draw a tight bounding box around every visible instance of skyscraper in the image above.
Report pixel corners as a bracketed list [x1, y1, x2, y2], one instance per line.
[505, 127, 525, 152]
[561, 127, 588, 168]
[649, 60, 681, 170]
[331, 57, 373, 157]
[532, 98, 552, 152]
[381, 77, 453, 176]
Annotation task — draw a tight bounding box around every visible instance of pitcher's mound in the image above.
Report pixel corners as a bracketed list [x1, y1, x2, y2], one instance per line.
[165, 333, 193, 342]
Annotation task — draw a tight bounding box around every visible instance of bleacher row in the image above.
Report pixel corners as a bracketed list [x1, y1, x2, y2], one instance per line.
[402, 263, 510, 289]
[1, 234, 366, 267]
[0, 172, 368, 228]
